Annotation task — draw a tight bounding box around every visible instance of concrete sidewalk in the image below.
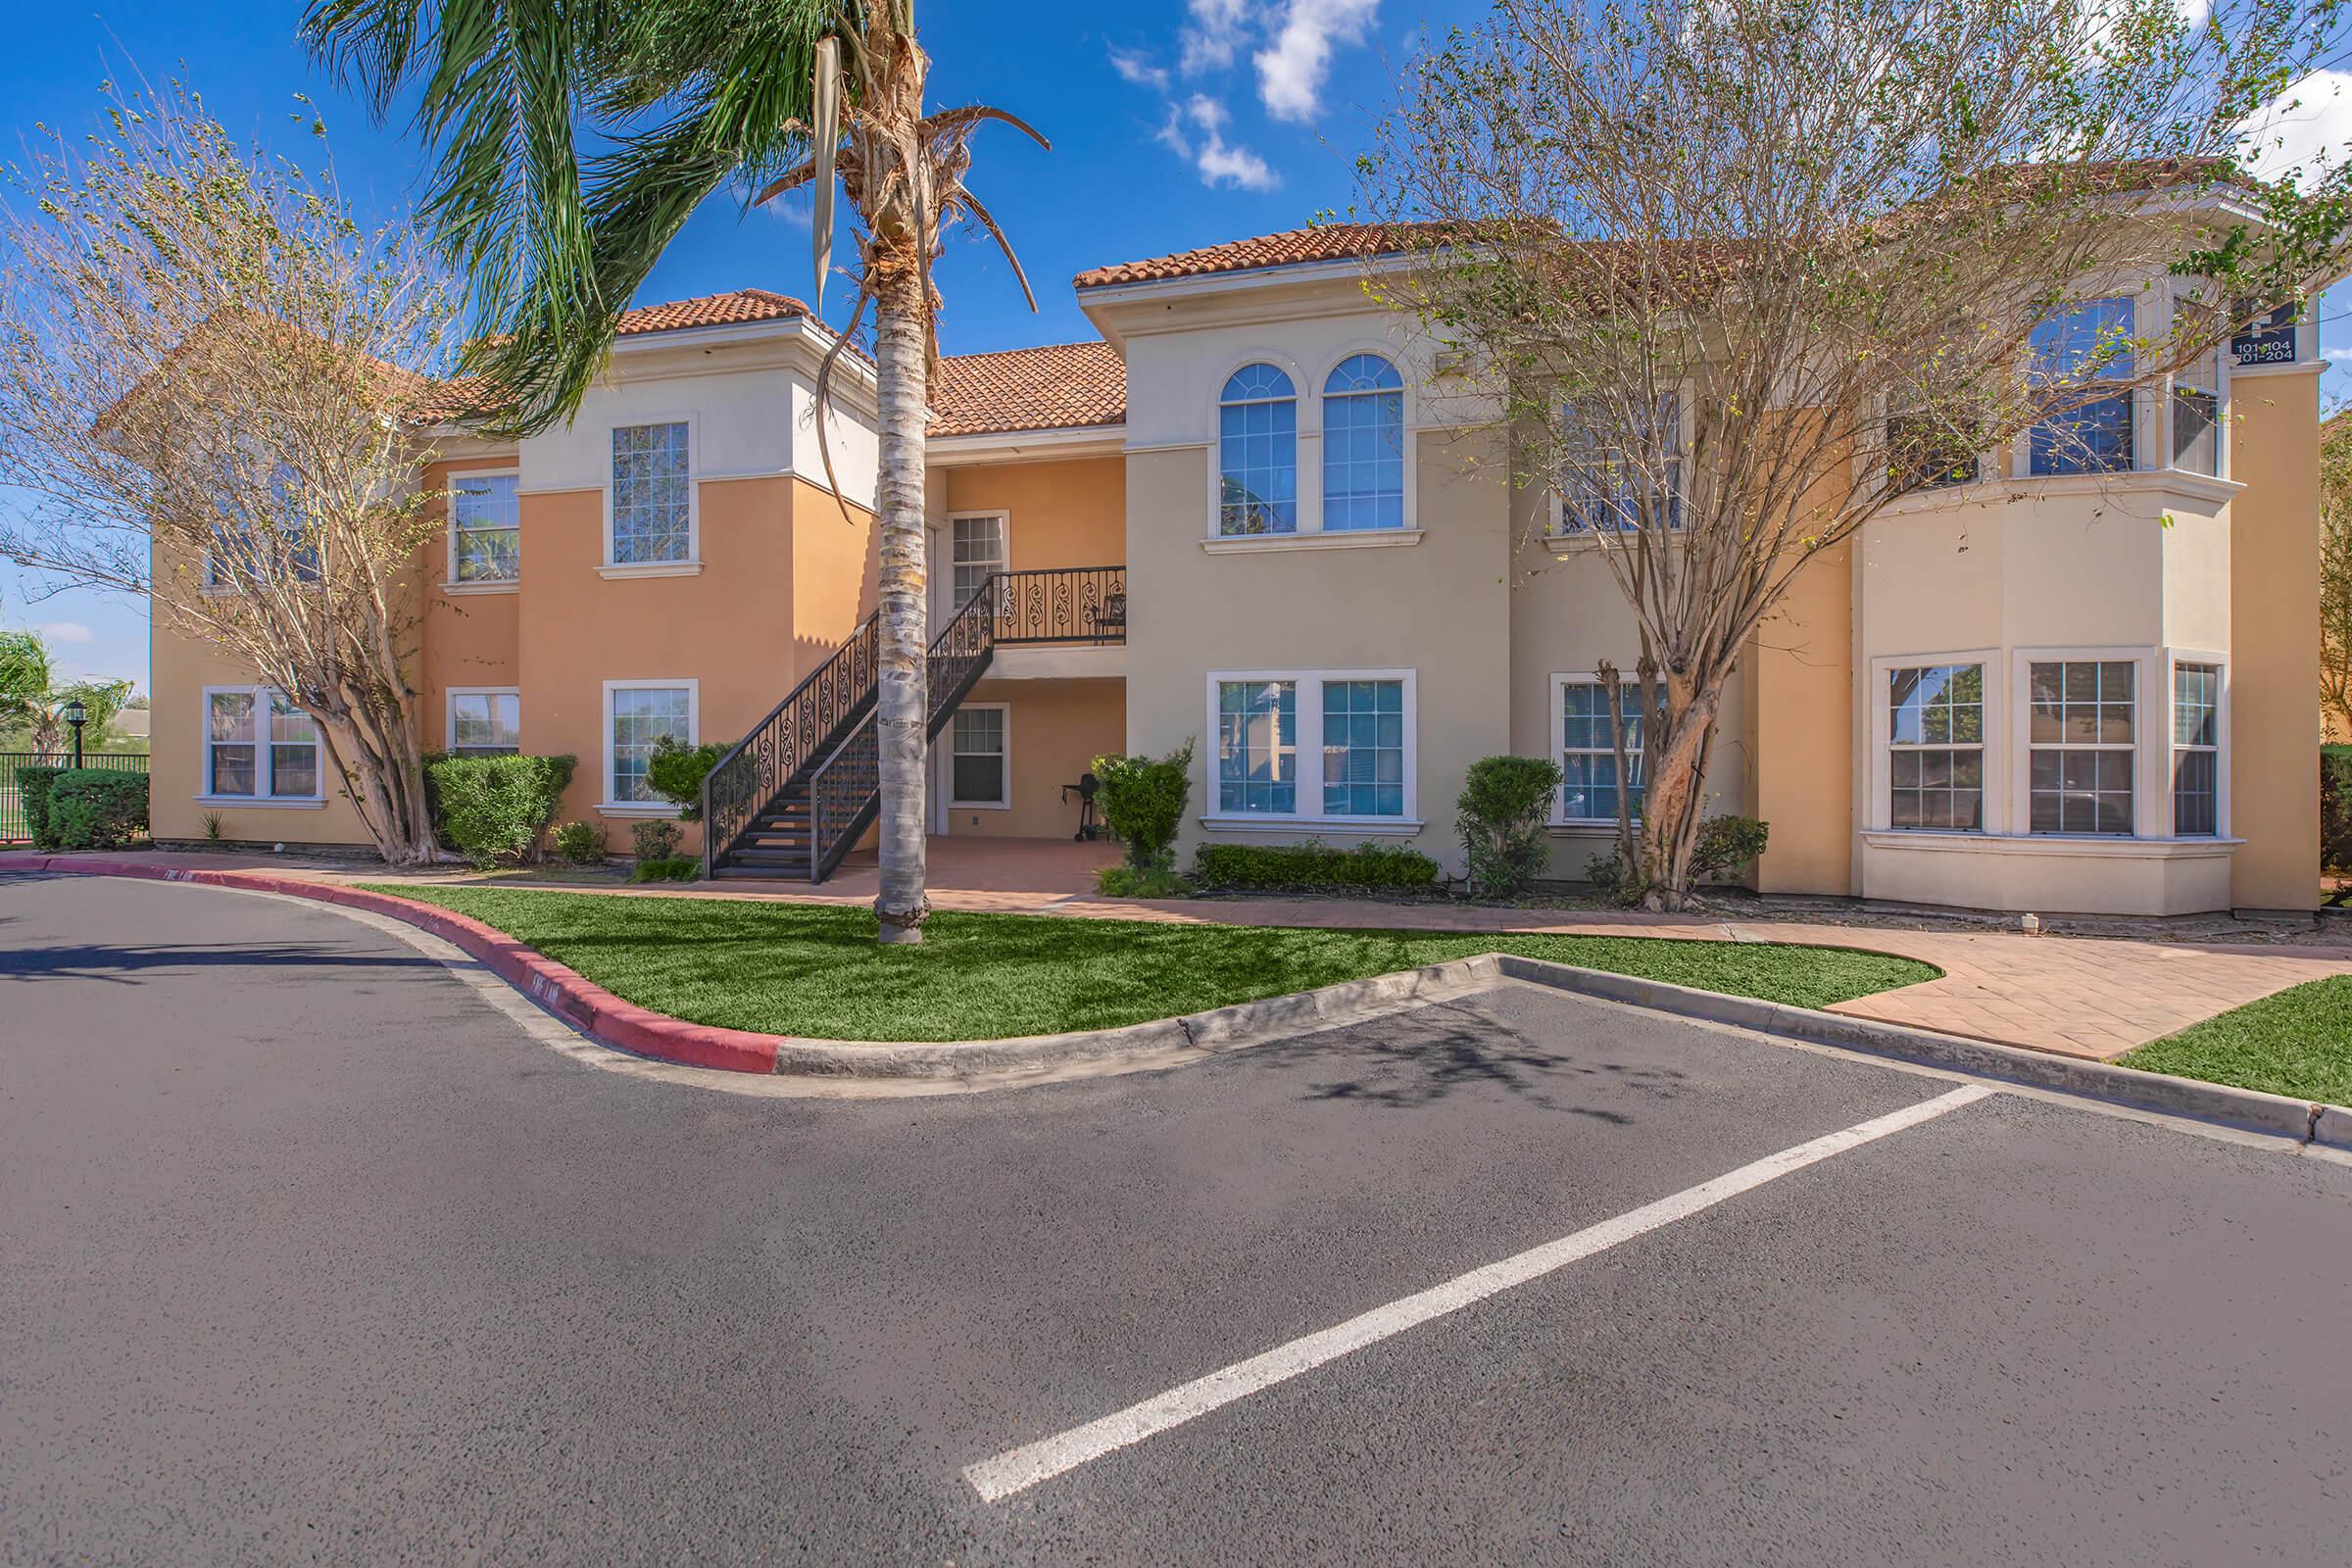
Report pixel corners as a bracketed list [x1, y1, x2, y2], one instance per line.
[14, 840, 2350, 1060]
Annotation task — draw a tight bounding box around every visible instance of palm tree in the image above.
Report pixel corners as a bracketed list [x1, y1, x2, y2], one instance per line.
[305, 0, 1043, 944]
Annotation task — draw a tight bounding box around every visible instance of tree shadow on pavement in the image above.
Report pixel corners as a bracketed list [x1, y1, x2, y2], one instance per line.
[1, 941, 445, 984]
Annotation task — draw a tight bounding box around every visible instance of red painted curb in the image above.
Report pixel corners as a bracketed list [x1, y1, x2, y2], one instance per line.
[22, 857, 784, 1074]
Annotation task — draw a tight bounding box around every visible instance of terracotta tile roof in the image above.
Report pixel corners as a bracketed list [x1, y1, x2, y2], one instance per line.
[1072, 222, 1452, 289]
[930, 340, 1126, 437]
[612, 287, 808, 335]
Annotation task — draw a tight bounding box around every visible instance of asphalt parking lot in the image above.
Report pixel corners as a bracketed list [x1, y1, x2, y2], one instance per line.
[4, 871, 2349, 1565]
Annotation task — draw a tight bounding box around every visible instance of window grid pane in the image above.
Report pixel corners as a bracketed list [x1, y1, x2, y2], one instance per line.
[1320, 679, 1405, 816]
[1887, 663, 1985, 831]
[611, 423, 691, 564]
[452, 473, 520, 582]
[2028, 661, 2134, 836]
[2173, 662, 2221, 836]
[453, 692, 521, 756]
[1559, 398, 1681, 534]
[1218, 366, 1298, 536]
[952, 516, 1005, 610]
[1217, 680, 1296, 813]
[1559, 680, 1650, 821]
[2028, 298, 2136, 476]
[951, 708, 1006, 804]
[1322, 356, 1404, 533]
[611, 687, 691, 802]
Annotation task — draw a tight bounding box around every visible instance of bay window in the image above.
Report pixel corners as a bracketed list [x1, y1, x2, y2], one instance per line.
[1887, 664, 1984, 830]
[2028, 299, 2136, 476]
[2172, 662, 2222, 836]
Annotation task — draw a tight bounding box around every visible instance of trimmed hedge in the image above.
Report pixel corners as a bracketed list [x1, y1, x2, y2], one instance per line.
[424, 754, 577, 869]
[2326, 745, 2352, 872]
[1192, 840, 1443, 891]
[15, 766, 147, 850]
[13, 765, 65, 849]
[1095, 743, 1194, 870]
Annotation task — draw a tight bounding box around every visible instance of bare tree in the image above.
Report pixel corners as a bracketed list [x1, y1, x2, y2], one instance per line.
[0, 80, 461, 860]
[2323, 410, 2352, 739]
[1364, 0, 2351, 906]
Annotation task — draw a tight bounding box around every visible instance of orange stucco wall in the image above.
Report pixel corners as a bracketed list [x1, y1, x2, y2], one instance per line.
[942, 456, 1125, 569]
[2229, 369, 2324, 909]
[936, 676, 1126, 840]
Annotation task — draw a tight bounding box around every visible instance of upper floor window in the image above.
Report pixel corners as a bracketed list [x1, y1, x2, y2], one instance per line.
[1218, 365, 1298, 536]
[451, 472, 520, 584]
[1557, 396, 1681, 534]
[1886, 410, 1983, 493]
[2029, 299, 2136, 476]
[952, 514, 1005, 611]
[1322, 355, 1405, 532]
[2171, 346, 2222, 478]
[612, 422, 691, 564]
[205, 466, 321, 589]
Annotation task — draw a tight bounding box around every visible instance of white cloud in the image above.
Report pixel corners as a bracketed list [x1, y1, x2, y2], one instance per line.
[2241, 69, 2352, 189]
[35, 620, 91, 644]
[1159, 95, 1281, 192]
[1255, 0, 1379, 122]
[1182, 0, 1253, 73]
[1109, 46, 1170, 91]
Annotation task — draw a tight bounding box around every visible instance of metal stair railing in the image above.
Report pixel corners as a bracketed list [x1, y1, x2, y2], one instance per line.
[700, 611, 881, 879]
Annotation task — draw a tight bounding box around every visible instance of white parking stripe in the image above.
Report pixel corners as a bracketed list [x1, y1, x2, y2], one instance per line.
[964, 1082, 1995, 1502]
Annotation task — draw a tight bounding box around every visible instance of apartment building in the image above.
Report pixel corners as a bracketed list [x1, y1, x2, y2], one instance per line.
[150, 220, 2325, 915]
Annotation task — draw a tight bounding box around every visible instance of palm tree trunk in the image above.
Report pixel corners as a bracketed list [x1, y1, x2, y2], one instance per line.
[872, 268, 931, 944]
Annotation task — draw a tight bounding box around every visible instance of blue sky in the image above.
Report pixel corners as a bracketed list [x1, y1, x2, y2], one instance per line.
[2, 0, 2346, 690]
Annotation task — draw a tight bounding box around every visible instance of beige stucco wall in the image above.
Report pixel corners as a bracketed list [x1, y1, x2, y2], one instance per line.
[1124, 427, 1514, 877]
[934, 676, 1125, 840]
[2229, 367, 2324, 909]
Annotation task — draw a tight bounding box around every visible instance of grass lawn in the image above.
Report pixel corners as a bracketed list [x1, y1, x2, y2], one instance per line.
[2123, 976, 2352, 1106]
[361, 884, 1939, 1043]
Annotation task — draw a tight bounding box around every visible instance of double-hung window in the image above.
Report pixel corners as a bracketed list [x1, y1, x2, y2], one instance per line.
[606, 682, 694, 806]
[1321, 355, 1405, 531]
[950, 706, 1008, 807]
[205, 687, 319, 800]
[449, 690, 521, 757]
[1213, 673, 1415, 821]
[1217, 365, 1298, 535]
[1556, 677, 1650, 822]
[952, 514, 1005, 612]
[2171, 346, 2222, 477]
[451, 472, 520, 584]
[1887, 664, 1985, 830]
[1556, 396, 1681, 534]
[611, 422, 691, 564]
[2028, 661, 2134, 834]
[2172, 662, 2222, 836]
[2029, 299, 2136, 476]
[1886, 410, 1983, 493]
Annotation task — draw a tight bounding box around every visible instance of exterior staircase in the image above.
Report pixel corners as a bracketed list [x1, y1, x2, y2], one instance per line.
[700, 565, 1124, 883]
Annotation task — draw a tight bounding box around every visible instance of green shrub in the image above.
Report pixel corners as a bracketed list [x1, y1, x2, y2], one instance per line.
[629, 855, 700, 883]
[1457, 754, 1566, 901]
[2325, 746, 2352, 872]
[1094, 742, 1195, 870]
[43, 769, 149, 849]
[647, 736, 730, 822]
[553, 820, 606, 865]
[1690, 814, 1771, 882]
[1097, 861, 1190, 898]
[13, 765, 65, 849]
[424, 754, 577, 870]
[1191, 840, 1443, 891]
[629, 818, 681, 862]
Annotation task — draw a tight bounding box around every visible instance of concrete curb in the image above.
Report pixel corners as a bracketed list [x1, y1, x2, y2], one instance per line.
[1490, 955, 2352, 1152]
[13, 857, 1497, 1080]
[17, 857, 2349, 1144]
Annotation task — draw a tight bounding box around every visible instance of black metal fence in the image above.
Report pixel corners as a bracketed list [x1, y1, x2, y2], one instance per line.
[993, 565, 1127, 646]
[0, 751, 150, 843]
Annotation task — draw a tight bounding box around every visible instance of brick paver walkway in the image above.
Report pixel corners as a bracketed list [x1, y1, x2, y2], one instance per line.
[16, 841, 2350, 1062]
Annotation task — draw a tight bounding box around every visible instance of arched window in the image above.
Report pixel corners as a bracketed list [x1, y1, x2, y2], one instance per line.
[1218, 364, 1298, 535]
[1321, 354, 1405, 531]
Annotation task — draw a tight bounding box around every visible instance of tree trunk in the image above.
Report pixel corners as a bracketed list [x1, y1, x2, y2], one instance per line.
[1636, 681, 1722, 911]
[871, 268, 931, 944]
[315, 706, 438, 865]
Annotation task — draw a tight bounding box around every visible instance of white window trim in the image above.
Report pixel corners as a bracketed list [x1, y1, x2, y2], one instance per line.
[445, 687, 522, 756]
[1547, 672, 1667, 828]
[2012, 646, 2152, 840]
[600, 677, 698, 815]
[444, 465, 521, 593]
[1207, 351, 1308, 541]
[946, 702, 1012, 809]
[198, 684, 325, 807]
[1315, 345, 1418, 536]
[1200, 668, 1420, 830]
[947, 511, 1010, 617]
[2166, 647, 2230, 839]
[1866, 652, 2004, 835]
[602, 414, 703, 575]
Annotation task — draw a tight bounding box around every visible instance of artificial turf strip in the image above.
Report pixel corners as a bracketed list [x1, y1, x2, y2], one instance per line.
[360, 884, 1941, 1044]
[2121, 975, 2352, 1107]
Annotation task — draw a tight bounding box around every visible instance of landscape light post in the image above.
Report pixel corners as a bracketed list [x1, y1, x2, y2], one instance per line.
[62, 698, 86, 767]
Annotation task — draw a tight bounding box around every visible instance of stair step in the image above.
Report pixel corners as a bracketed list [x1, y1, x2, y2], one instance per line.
[712, 865, 810, 880]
